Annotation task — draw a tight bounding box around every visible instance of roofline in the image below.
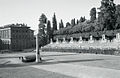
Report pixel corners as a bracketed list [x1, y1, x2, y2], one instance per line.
[0, 26, 30, 29]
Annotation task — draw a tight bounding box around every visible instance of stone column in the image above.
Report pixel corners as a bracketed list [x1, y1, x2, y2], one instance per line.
[36, 34, 41, 63]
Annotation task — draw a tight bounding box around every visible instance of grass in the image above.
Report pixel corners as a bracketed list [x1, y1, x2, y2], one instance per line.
[42, 47, 120, 55]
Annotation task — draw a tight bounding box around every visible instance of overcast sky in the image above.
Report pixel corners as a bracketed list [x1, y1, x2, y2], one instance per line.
[0, 0, 119, 33]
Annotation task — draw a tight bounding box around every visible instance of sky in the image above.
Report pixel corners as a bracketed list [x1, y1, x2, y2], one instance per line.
[0, 0, 119, 34]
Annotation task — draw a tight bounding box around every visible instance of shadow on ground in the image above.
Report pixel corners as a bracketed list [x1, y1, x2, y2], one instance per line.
[0, 53, 77, 59]
[0, 58, 104, 68]
[41, 53, 78, 57]
[39, 59, 104, 65]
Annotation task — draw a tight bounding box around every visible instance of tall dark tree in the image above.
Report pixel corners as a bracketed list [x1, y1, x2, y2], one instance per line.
[98, 0, 116, 30]
[59, 19, 64, 29]
[47, 20, 52, 43]
[59, 23, 61, 29]
[39, 13, 47, 36]
[71, 18, 76, 26]
[90, 7, 96, 22]
[83, 16, 86, 22]
[52, 13, 57, 31]
[79, 16, 86, 23]
[38, 13, 47, 46]
[66, 22, 71, 27]
[39, 13, 47, 24]
[77, 19, 79, 24]
[115, 5, 120, 29]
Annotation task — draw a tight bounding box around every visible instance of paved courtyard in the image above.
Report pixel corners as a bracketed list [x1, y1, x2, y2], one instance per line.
[0, 52, 120, 78]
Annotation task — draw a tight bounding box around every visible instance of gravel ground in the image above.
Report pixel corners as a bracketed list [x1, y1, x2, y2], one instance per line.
[1, 52, 120, 78]
[0, 66, 75, 78]
[1, 52, 120, 70]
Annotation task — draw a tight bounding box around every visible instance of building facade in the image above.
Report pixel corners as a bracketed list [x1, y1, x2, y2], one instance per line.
[0, 38, 2, 50]
[0, 24, 35, 51]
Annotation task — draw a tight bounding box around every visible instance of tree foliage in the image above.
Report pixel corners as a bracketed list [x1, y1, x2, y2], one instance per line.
[71, 18, 76, 26]
[59, 19, 64, 29]
[98, 0, 116, 30]
[79, 16, 86, 23]
[38, 13, 48, 46]
[52, 13, 57, 31]
[115, 5, 120, 29]
[52, 0, 120, 39]
[66, 22, 71, 27]
[39, 13, 47, 24]
[46, 20, 53, 43]
[77, 19, 79, 24]
[90, 7, 96, 22]
[39, 13, 47, 36]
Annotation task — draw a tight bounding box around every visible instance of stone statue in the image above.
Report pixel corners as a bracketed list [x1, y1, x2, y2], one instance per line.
[70, 37, 74, 43]
[101, 34, 107, 43]
[62, 38, 66, 43]
[89, 35, 94, 43]
[79, 36, 83, 43]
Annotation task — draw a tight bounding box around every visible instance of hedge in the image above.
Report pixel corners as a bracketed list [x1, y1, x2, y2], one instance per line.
[42, 47, 120, 55]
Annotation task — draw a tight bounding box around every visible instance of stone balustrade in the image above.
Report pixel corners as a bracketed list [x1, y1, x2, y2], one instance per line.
[47, 33, 120, 50]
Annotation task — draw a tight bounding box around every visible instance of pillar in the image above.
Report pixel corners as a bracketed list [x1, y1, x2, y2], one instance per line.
[36, 34, 41, 63]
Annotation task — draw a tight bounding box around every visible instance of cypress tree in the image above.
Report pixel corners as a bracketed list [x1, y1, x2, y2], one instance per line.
[115, 5, 120, 29]
[59, 19, 64, 29]
[47, 20, 52, 43]
[79, 17, 86, 23]
[52, 13, 57, 31]
[71, 18, 75, 26]
[66, 22, 71, 27]
[90, 7, 96, 22]
[38, 13, 47, 46]
[77, 19, 79, 24]
[38, 13, 47, 36]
